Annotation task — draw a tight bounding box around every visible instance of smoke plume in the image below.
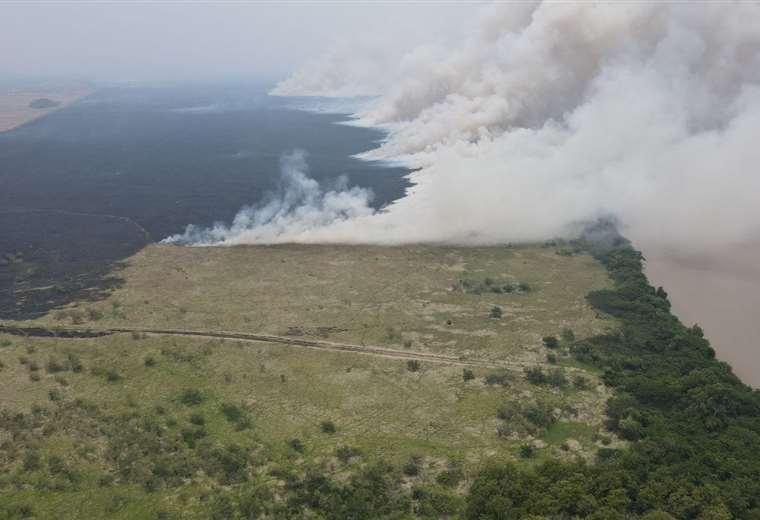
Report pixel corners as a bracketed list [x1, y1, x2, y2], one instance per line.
[163, 150, 375, 245]
[183, 1, 760, 251]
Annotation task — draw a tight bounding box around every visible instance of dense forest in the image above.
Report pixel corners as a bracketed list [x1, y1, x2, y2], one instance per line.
[465, 227, 760, 519]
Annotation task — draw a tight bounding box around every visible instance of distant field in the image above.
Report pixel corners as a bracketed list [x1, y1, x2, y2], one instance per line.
[0, 90, 91, 133]
[0, 243, 621, 518]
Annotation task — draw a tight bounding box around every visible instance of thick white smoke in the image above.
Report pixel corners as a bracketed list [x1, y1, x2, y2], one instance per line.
[163, 150, 375, 245]
[183, 1, 760, 251]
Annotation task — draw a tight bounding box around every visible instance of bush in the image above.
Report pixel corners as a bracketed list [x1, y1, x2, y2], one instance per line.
[288, 438, 304, 453]
[542, 336, 559, 349]
[463, 368, 475, 382]
[485, 370, 510, 386]
[320, 420, 336, 434]
[546, 353, 557, 364]
[106, 370, 122, 383]
[144, 356, 156, 367]
[547, 368, 568, 388]
[524, 366, 546, 385]
[573, 375, 588, 390]
[67, 353, 83, 373]
[220, 402, 252, 430]
[335, 445, 361, 463]
[490, 306, 503, 319]
[407, 360, 421, 372]
[519, 444, 535, 458]
[436, 466, 464, 488]
[403, 461, 420, 476]
[180, 389, 203, 406]
[46, 357, 67, 373]
[190, 414, 205, 426]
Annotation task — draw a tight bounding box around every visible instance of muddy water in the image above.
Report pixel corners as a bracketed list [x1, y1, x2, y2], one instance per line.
[642, 243, 760, 388]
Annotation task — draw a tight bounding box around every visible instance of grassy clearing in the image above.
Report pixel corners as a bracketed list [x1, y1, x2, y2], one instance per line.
[0, 243, 619, 517]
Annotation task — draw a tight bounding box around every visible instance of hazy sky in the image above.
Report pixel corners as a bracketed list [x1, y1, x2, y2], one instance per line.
[0, 1, 473, 84]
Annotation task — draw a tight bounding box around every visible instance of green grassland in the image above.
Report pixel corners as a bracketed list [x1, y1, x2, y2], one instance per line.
[0, 243, 620, 518]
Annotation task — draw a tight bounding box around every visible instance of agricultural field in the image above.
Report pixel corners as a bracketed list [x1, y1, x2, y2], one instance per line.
[0, 243, 621, 518]
[0, 90, 91, 133]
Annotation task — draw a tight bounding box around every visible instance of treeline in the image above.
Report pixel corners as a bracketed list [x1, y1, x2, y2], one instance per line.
[467, 227, 760, 519]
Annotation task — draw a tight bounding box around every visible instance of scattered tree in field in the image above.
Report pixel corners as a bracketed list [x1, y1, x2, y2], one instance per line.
[407, 360, 421, 372]
[490, 306, 503, 319]
[463, 369, 475, 382]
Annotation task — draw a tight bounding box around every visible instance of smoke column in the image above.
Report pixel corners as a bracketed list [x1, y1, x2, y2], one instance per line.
[179, 1, 760, 253]
[163, 150, 375, 245]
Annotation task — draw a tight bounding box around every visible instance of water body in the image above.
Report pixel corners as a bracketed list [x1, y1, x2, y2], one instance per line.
[0, 84, 410, 318]
[643, 243, 760, 388]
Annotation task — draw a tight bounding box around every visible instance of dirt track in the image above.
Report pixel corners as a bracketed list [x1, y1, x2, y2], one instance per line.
[0, 324, 573, 372]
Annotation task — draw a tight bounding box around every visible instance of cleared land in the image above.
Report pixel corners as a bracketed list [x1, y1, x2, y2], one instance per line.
[0, 90, 91, 133]
[0, 243, 620, 518]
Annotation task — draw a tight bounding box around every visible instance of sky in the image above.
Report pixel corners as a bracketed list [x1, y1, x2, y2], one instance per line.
[0, 1, 474, 84]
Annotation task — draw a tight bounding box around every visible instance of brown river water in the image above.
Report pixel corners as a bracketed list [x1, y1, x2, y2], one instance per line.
[642, 242, 760, 388]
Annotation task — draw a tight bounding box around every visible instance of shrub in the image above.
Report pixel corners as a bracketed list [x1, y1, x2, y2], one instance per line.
[87, 308, 104, 321]
[547, 368, 568, 388]
[288, 438, 304, 453]
[407, 360, 421, 372]
[48, 389, 62, 401]
[490, 306, 503, 319]
[144, 356, 156, 367]
[519, 444, 535, 458]
[23, 450, 42, 471]
[542, 336, 559, 349]
[546, 353, 557, 364]
[46, 357, 67, 373]
[573, 375, 589, 390]
[29, 372, 41, 382]
[106, 370, 122, 382]
[190, 414, 205, 426]
[524, 366, 546, 385]
[220, 402, 243, 422]
[335, 445, 361, 463]
[436, 466, 464, 488]
[403, 461, 420, 476]
[320, 420, 336, 434]
[67, 353, 83, 373]
[180, 388, 203, 406]
[485, 371, 510, 386]
[463, 369, 475, 382]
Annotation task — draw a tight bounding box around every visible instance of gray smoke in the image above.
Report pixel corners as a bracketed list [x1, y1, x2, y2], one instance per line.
[163, 150, 375, 245]
[181, 1, 760, 252]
